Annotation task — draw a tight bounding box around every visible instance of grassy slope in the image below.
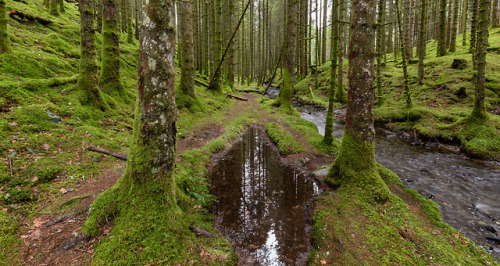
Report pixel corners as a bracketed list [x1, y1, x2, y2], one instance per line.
[293, 28, 500, 159]
[0, 1, 241, 264]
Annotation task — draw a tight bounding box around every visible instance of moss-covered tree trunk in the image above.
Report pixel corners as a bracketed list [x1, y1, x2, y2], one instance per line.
[403, 0, 413, 60]
[321, 0, 327, 64]
[336, 0, 345, 103]
[78, 0, 108, 111]
[462, 0, 468, 45]
[96, 0, 103, 33]
[469, 0, 490, 119]
[208, 0, 223, 92]
[50, 0, 59, 16]
[134, 0, 139, 39]
[446, 0, 453, 48]
[469, 0, 479, 55]
[100, 0, 128, 99]
[493, 0, 499, 27]
[225, 0, 235, 90]
[179, 0, 195, 99]
[396, 0, 412, 107]
[376, 0, 385, 105]
[417, 0, 428, 83]
[59, 0, 65, 13]
[0, 0, 10, 54]
[437, 0, 447, 56]
[126, 0, 133, 43]
[324, 0, 338, 145]
[274, 0, 297, 110]
[331, 0, 391, 203]
[449, 0, 459, 51]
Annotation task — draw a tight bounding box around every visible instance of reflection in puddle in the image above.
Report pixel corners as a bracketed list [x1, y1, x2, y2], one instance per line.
[296, 106, 500, 259]
[210, 127, 314, 265]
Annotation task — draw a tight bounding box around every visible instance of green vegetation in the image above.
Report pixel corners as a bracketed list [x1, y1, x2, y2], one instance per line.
[308, 164, 496, 265]
[265, 122, 304, 155]
[293, 28, 500, 160]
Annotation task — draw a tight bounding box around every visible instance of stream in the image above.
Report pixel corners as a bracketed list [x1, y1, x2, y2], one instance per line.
[210, 127, 320, 265]
[295, 104, 500, 260]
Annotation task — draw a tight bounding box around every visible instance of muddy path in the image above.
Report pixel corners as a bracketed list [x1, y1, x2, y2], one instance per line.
[15, 92, 335, 265]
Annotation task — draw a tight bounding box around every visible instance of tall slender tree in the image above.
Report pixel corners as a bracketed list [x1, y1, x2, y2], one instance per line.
[179, 0, 196, 100]
[462, 0, 468, 45]
[324, 0, 338, 145]
[469, 0, 490, 119]
[273, 0, 297, 111]
[331, 0, 391, 203]
[101, 0, 128, 99]
[59, 0, 65, 13]
[493, 0, 499, 27]
[449, 0, 459, 51]
[78, 0, 108, 110]
[336, 0, 345, 103]
[376, 0, 386, 105]
[0, 0, 9, 54]
[322, 0, 327, 63]
[469, 0, 479, 56]
[437, 0, 447, 56]
[417, 0, 428, 83]
[97, 0, 103, 33]
[396, 0, 412, 107]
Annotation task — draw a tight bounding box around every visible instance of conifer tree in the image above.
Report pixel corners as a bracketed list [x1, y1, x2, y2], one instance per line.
[324, 0, 338, 145]
[97, 0, 103, 33]
[417, 0, 428, 83]
[330, 0, 391, 203]
[78, 0, 108, 110]
[126, 0, 134, 43]
[0, 0, 9, 54]
[208, 0, 223, 92]
[179, 0, 196, 99]
[462, 0, 468, 45]
[493, 0, 499, 27]
[469, 0, 490, 119]
[273, 0, 297, 111]
[437, 0, 447, 56]
[396, 0, 412, 107]
[469, 0, 479, 56]
[449, 0, 459, 51]
[59, 0, 65, 13]
[100, 0, 128, 100]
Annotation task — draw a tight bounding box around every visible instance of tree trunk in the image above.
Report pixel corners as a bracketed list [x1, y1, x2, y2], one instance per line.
[97, 0, 103, 33]
[336, 0, 345, 103]
[126, 0, 177, 186]
[493, 0, 499, 27]
[449, 0, 459, 51]
[50, 0, 59, 16]
[470, 0, 490, 119]
[332, 0, 391, 203]
[274, 0, 297, 111]
[100, 0, 128, 99]
[179, 0, 195, 99]
[469, 0, 479, 56]
[126, 0, 134, 43]
[462, 0, 468, 45]
[437, 0, 447, 56]
[376, 0, 385, 105]
[404, 0, 413, 60]
[396, 0, 412, 107]
[324, 0, 338, 145]
[322, 0, 327, 63]
[59, 0, 65, 13]
[446, 0, 453, 48]
[78, 0, 108, 110]
[417, 0, 428, 83]
[0, 0, 10, 54]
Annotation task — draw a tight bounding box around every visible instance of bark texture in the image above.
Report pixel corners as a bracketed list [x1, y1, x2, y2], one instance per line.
[470, 0, 490, 119]
[124, 0, 178, 185]
[332, 0, 391, 203]
[449, 0, 459, 52]
[179, 0, 195, 98]
[100, 0, 128, 99]
[0, 0, 9, 53]
[324, 0, 338, 145]
[78, 0, 107, 110]
[50, 0, 59, 16]
[417, 0, 428, 83]
[274, 0, 297, 111]
[437, 0, 447, 56]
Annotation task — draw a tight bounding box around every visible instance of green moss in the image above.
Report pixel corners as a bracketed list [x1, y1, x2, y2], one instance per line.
[265, 122, 304, 155]
[0, 211, 19, 264]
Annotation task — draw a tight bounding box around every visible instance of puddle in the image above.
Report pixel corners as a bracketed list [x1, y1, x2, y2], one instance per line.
[210, 127, 317, 265]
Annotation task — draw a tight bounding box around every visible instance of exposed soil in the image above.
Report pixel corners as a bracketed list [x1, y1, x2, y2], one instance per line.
[14, 92, 336, 265]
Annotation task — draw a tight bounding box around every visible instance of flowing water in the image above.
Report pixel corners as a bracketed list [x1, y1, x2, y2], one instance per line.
[210, 127, 320, 265]
[296, 105, 500, 259]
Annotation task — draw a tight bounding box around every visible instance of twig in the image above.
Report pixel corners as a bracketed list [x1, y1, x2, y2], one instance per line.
[225, 94, 248, 101]
[7, 155, 13, 176]
[87, 146, 128, 161]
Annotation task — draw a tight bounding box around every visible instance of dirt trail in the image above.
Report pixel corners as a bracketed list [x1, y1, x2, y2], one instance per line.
[16, 92, 334, 265]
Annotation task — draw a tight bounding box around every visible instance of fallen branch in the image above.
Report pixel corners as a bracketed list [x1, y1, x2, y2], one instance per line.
[7, 155, 13, 176]
[87, 146, 128, 161]
[9, 10, 53, 25]
[194, 78, 209, 87]
[55, 195, 91, 210]
[189, 226, 215, 238]
[225, 94, 248, 101]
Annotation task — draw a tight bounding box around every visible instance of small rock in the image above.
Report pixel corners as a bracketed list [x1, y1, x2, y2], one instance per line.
[311, 165, 330, 177]
[453, 87, 467, 98]
[294, 157, 310, 168]
[47, 110, 62, 123]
